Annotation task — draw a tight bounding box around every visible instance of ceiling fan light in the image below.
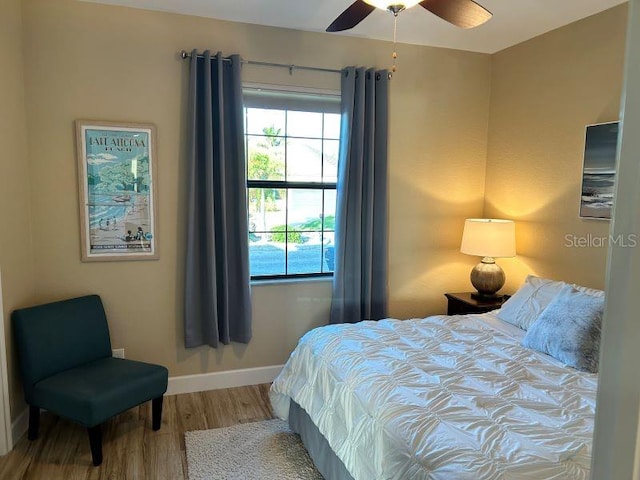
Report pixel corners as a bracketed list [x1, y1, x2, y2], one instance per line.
[363, 0, 422, 11]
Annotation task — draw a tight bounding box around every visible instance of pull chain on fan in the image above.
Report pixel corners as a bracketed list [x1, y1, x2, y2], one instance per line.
[392, 11, 398, 73]
[379, 4, 405, 73]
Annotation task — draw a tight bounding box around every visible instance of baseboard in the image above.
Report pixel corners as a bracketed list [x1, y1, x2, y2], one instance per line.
[166, 365, 284, 396]
[11, 407, 28, 448]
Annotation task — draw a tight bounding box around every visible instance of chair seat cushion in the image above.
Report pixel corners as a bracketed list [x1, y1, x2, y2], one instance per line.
[32, 357, 168, 427]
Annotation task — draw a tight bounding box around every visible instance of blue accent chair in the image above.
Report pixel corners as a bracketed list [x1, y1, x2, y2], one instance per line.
[12, 295, 168, 466]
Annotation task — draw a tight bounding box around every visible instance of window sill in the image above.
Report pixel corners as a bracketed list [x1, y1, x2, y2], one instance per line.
[251, 276, 333, 287]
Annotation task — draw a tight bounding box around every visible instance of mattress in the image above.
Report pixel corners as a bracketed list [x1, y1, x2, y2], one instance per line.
[270, 312, 598, 480]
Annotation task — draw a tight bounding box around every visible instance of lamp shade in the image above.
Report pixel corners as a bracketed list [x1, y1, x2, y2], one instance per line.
[460, 219, 516, 258]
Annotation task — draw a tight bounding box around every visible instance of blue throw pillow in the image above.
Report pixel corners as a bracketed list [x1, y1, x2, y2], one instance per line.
[522, 285, 604, 373]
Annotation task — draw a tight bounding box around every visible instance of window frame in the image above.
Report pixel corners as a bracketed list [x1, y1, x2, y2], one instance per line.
[243, 85, 340, 281]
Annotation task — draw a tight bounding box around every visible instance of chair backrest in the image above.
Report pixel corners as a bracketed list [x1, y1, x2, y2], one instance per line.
[12, 295, 112, 403]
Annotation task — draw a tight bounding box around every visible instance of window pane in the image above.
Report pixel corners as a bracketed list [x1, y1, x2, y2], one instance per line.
[322, 241, 335, 273]
[288, 244, 322, 275]
[248, 188, 286, 232]
[246, 108, 285, 136]
[249, 186, 287, 277]
[323, 190, 337, 230]
[288, 189, 323, 232]
[322, 189, 336, 273]
[287, 138, 322, 182]
[324, 113, 341, 139]
[247, 136, 285, 181]
[287, 189, 323, 274]
[249, 242, 285, 276]
[287, 111, 323, 138]
[323, 140, 339, 183]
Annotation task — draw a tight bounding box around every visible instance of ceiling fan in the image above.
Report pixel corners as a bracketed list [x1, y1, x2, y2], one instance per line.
[326, 0, 492, 72]
[326, 0, 492, 33]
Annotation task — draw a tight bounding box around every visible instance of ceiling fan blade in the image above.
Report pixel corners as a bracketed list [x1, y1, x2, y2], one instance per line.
[419, 0, 492, 29]
[326, 1, 376, 32]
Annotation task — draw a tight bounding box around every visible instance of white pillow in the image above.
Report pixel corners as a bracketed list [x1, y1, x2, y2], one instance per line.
[497, 275, 567, 330]
[572, 284, 605, 298]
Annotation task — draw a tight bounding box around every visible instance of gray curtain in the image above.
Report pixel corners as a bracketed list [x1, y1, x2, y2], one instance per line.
[184, 50, 252, 348]
[330, 67, 389, 324]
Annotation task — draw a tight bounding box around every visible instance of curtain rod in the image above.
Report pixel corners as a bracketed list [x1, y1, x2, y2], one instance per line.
[180, 50, 341, 75]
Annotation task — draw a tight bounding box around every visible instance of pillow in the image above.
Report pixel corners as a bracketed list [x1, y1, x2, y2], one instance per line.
[572, 283, 605, 298]
[497, 275, 567, 330]
[522, 285, 604, 373]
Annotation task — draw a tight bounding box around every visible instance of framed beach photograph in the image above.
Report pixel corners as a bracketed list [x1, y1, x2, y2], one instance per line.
[579, 121, 619, 220]
[76, 120, 158, 261]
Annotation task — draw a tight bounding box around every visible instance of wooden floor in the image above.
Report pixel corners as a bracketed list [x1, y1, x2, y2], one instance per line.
[0, 384, 274, 480]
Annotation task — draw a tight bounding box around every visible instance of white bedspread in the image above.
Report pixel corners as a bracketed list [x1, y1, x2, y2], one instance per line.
[270, 313, 598, 480]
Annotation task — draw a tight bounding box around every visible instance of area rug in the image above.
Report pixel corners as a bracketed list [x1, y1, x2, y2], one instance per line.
[185, 419, 323, 479]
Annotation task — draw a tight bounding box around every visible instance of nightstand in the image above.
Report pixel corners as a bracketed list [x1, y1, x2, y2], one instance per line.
[444, 292, 509, 315]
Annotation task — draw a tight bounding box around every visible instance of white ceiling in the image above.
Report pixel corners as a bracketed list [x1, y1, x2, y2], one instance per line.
[80, 0, 627, 53]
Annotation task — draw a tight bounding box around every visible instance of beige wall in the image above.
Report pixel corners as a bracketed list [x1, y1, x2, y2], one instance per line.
[9, 0, 491, 419]
[0, 0, 36, 418]
[484, 5, 628, 291]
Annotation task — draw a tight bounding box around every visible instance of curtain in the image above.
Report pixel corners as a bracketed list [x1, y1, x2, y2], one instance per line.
[330, 67, 389, 325]
[184, 50, 252, 348]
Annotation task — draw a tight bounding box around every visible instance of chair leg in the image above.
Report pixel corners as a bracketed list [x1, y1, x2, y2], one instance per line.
[28, 406, 40, 441]
[152, 396, 163, 431]
[87, 425, 103, 466]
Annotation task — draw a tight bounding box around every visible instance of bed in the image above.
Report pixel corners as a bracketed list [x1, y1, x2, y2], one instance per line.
[270, 279, 601, 480]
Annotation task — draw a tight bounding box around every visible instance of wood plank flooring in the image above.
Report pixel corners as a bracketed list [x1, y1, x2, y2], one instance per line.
[0, 384, 274, 480]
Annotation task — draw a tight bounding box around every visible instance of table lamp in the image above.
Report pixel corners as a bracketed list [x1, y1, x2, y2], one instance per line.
[460, 219, 516, 299]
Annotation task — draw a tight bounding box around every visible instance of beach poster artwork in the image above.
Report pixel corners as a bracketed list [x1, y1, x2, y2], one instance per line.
[76, 121, 158, 261]
[580, 121, 619, 220]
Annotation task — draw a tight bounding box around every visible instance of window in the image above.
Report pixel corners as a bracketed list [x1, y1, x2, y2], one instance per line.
[244, 88, 340, 279]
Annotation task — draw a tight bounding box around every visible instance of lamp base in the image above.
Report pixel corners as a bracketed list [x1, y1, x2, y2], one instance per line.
[470, 292, 505, 301]
[470, 257, 505, 298]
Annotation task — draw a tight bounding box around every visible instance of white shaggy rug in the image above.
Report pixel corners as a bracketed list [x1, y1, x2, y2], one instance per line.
[185, 419, 323, 480]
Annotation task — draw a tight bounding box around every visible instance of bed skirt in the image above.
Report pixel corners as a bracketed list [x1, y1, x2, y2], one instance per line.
[288, 400, 355, 480]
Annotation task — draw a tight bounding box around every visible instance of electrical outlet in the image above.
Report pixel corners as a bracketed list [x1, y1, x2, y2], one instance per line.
[112, 348, 125, 359]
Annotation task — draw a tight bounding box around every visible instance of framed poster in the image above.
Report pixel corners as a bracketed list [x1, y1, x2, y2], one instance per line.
[579, 121, 619, 220]
[76, 120, 158, 261]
